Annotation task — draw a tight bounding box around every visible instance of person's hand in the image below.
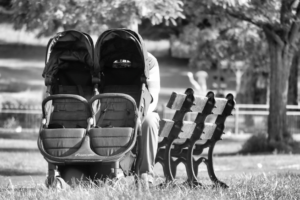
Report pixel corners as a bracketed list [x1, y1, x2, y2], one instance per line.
[187, 72, 193, 78]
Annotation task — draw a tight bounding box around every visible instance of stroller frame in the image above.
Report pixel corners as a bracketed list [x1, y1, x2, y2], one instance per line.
[38, 29, 151, 187]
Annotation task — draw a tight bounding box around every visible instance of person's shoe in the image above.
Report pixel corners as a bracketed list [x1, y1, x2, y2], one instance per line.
[45, 176, 69, 190]
[140, 173, 156, 190]
[140, 173, 149, 190]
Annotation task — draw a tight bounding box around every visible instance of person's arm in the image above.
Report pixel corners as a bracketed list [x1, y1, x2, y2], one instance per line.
[187, 72, 201, 91]
[146, 52, 160, 114]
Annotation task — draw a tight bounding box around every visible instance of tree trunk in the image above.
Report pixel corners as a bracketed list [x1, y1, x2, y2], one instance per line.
[266, 34, 294, 151]
[288, 52, 299, 105]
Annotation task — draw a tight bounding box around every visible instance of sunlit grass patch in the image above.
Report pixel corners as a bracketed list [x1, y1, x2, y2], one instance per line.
[0, 139, 37, 149]
[0, 172, 300, 200]
[226, 173, 300, 199]
[0, 151, 46, 176]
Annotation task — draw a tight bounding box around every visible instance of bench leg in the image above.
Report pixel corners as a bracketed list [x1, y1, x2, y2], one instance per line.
[156, 146, 187, 186]
[162, 139, 177, 182]
[186, 140, 204, 186]
[206, 142, 228, 188]
[186, 140, 228, 188]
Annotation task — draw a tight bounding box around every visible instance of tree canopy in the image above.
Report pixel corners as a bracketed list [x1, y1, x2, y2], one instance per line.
[179, 0, 300, 151]
[0, 0, 184, 36]
[2, 0, 300, 152]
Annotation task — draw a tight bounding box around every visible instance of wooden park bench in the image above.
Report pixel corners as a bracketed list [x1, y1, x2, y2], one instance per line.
[155, 88, 235, 188]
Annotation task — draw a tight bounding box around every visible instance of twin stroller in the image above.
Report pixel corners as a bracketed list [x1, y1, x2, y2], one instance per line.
[37, 29, 152, 187]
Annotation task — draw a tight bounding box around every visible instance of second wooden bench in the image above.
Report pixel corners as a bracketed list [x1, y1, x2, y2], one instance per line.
[155, 88, 235, 188]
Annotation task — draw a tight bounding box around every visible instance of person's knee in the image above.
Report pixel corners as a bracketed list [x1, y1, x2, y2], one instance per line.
[142, 112, 160, 130]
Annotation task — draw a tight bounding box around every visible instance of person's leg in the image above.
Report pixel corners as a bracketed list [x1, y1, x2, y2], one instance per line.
[59, 165, 89, 186]
[139, 112, 160, 183]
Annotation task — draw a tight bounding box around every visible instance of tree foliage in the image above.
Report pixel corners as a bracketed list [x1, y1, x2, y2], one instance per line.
[170, 0, 300, 151]
[170, 0, 266, 101]
[2, 0, 300, 152]
[209, 0, 300, 151]
[2, 0, 184, 36]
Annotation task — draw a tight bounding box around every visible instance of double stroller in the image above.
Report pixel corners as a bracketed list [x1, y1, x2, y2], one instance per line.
[37, 29, 152, 187]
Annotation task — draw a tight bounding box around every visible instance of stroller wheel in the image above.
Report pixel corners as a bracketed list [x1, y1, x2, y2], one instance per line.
[45, 176, 69, 190]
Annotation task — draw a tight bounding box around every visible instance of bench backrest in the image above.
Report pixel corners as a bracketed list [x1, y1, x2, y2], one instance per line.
[159, 90, 235, 141]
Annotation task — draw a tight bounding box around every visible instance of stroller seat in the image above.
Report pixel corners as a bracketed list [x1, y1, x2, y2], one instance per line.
[39, 30, 96, 158]
[90, 94, 137, 156]
[90, 127, 134, 156]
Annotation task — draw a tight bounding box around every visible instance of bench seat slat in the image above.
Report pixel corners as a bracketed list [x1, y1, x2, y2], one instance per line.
[212, 98, 228, 115]
[178, 121, 196, 138]
[166, 92, 210, 113]
[159, 120, 218, 140]
[166, 93, 186, 110]
[165, 92, 230, 115]
[159, 119, 196, 138]
[201, 123, 217, 139]
[158, 119, 196, 138]
[191, 95, 208, 112]
[159, 119, 174, 137]
[159, 119, 196, 139]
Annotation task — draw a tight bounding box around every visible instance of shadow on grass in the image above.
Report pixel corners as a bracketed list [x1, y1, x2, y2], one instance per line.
[0, 148, 39, 153]
[238, 133, 300, 155]
[213, 152, 240, 157]
[0, 43, 46, 60]
[0, 134, 38, 140]
[0, 170, 45, 176]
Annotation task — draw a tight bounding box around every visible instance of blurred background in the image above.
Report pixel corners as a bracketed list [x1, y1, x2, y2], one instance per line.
[1, 0, 300, 153]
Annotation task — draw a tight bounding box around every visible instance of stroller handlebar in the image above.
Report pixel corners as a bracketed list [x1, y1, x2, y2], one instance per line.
[89, 93, 139, 115]
[42, 94, 93, 119]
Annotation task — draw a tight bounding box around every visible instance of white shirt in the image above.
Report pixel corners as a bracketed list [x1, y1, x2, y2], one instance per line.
[146, 52, 160, 114]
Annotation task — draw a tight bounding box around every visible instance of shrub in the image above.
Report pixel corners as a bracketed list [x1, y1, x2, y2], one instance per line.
[240, 132, 272, 154]
[3, 116, 20, 129]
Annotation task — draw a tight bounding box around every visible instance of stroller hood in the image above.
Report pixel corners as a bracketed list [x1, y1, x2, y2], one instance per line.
[43, 30, 94, 79]
[94, 29, 149, 78]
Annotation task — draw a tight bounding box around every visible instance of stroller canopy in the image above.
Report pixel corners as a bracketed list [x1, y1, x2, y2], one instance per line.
[43, 30, 94, 79]
[95, 29, 149, 78]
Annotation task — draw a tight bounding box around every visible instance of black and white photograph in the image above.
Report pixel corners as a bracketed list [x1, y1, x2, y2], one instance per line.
[0, 0, 300, 199]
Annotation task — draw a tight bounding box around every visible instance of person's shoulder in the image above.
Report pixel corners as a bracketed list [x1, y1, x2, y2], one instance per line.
[147, 52, 158, 62]
[147, 52, 156, 59]
[146, 52, 158, 70]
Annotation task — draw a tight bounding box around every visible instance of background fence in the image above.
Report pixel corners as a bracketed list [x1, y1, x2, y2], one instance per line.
[1, 104, 300, 135]
[0, 105, 41, 134]
[161, 104, 300, 135]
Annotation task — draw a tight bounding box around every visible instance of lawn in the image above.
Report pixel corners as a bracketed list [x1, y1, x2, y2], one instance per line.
[0, 171, 300, 199]
[1, 133, 300, 199]
[1, 137, 300, 182]
[1, 27, 300, 199]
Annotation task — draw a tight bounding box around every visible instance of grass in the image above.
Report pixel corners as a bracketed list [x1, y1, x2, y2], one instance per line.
[1, 137, 300, 179]
[1, 138, 300, 199]
[0, 172, 300, 199]
[0, 152, 46, 176]
[1, 25, 300, 199]
[0, 139, 46, 176]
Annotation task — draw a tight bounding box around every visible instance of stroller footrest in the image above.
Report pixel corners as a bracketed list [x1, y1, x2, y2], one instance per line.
[89, 127, 134, 156]
[41, 128, 86, 157]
